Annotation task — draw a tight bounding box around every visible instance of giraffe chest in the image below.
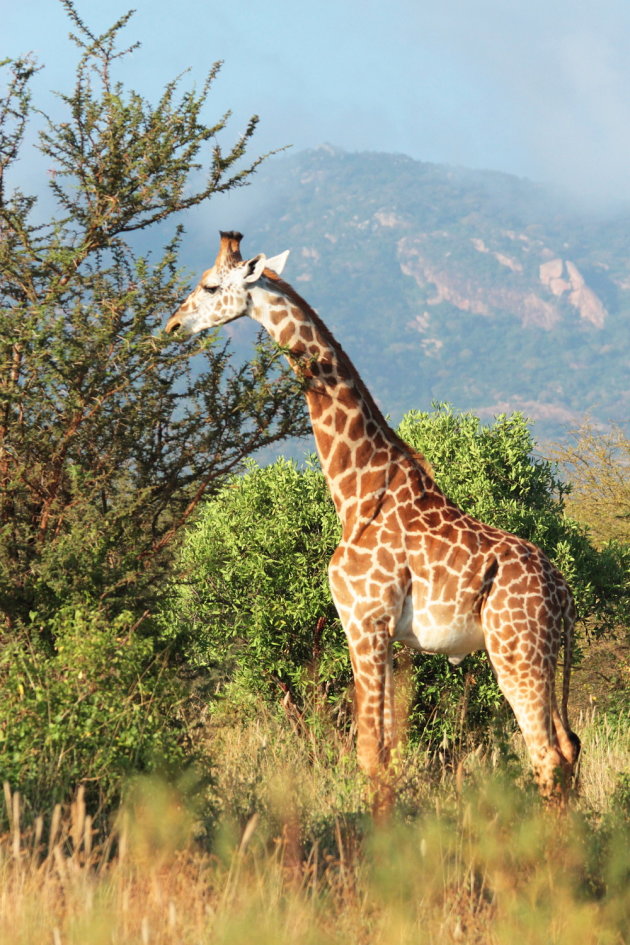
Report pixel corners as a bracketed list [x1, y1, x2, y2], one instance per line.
[393, 595, 486, 665]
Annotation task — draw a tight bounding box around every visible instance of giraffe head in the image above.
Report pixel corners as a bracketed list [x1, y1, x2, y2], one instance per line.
[165, 230, 289, 334]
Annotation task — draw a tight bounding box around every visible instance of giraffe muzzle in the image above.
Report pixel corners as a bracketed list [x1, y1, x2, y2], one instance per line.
[164, 313, 183, 334]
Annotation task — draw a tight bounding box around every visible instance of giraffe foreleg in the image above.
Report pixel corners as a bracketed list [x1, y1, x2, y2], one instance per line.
[347, 619, 394, 773]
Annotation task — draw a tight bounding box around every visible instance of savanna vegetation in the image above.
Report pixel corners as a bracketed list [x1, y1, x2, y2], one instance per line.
[164, 408, 627, 739]
[0, 4, 628, 944]
[0, 2, 307, 813]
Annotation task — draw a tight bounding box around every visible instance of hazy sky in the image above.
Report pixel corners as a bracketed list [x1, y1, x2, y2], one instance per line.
[4, 0, 630, 206]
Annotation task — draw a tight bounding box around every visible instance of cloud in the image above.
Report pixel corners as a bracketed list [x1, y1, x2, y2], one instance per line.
[5, 0, 630, 207]
[402, 0, 630, 203]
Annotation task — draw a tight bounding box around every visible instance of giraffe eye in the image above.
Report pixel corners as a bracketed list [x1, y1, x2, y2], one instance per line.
[203, 285, 219, 294]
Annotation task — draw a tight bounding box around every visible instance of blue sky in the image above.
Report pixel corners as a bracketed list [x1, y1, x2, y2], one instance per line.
[4, 0, 630, 206]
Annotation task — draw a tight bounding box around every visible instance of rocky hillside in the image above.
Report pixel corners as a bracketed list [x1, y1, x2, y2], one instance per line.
[194, 147, 630, 443]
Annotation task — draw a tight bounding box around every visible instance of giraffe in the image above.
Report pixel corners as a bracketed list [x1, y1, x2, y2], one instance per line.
[165, 231, 581, 808]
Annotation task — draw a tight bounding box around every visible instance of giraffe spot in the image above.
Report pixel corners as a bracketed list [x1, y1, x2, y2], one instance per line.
[336, 469, 357, 494]
[381, 527, 402, 545]
[511, 576, 530, 596]
[333, 408, 348, 433]
[330, 440, 352, 475]
[347, 413, 365, 442]
[395, 485, 413, 505]
[490, 586, 508, 607]
[279, 325, 299, 347]
[376, 547, 395, 572]
[500, 561, 522, 584]
[343, 544, 375, 571]
[269, 308, 287, 325]
[335, 386, 357, 410]
[399, 507, 422, 531]
[427, 536, 452, 560]
[422, 510, 442, 530]
[354, 637, 374, 656]
[317, 430, 334, 458]
[372, 449, 390, 467]
[459, 529, 482, 553]
[361, 469, 386, 495]
[443, 522, 464, 545]
[355, 439, 374, 468]
[431, 564, 450, 588]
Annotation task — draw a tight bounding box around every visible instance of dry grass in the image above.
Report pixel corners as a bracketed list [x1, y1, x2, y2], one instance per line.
[0, 707, 628, 945]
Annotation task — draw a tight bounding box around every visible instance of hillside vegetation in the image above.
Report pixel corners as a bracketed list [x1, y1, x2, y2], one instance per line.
[223, 146, 630, 442]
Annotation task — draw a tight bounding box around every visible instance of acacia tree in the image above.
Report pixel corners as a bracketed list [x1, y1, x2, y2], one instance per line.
[550, 422, 630, 548]
[0, 4, 309, 807]
[0, 3, 307, 629]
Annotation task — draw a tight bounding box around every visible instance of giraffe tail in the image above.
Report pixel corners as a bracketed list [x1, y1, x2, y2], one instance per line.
[561, 588, 581, 765]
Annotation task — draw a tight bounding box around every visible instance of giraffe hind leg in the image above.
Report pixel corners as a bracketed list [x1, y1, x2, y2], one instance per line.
[486, 638, 576, 803]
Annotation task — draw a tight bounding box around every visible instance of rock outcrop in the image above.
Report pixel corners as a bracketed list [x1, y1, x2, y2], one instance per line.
[539, 259, 607, 327]
[396, 236, 607, 331]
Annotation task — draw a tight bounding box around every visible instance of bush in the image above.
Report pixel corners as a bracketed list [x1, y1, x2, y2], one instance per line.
[165, 408, 628, 749]
[0, 2, 306, 814]
[161, 459, 349, 717]
[0, 604, 187, 816]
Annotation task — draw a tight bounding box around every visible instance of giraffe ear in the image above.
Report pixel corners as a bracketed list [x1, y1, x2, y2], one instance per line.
[264, 250, 290, 276]
[243, 250, 290, 283]
[243, 254, 268, 283]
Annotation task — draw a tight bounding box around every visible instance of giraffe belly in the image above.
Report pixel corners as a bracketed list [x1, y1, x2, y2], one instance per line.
[393, 596, 486, 665]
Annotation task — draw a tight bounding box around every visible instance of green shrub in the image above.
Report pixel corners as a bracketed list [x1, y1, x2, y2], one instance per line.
[0, 605, 187, 815]
[165, 408, 628, 749]
[161, 458, 349, 716]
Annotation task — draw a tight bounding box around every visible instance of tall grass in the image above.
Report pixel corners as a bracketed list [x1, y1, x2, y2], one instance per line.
[0, 708, 628, 945]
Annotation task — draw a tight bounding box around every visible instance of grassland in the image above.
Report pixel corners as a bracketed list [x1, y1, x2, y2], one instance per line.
[0, 701, 628, 945]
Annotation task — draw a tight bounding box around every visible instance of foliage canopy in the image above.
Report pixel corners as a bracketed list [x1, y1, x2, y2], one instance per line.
[550, 421, 630, 548]
[0, 2, 306, 810]
[167, 406, 629, 744]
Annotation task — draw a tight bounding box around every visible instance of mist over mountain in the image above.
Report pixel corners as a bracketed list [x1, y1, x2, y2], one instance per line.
[189, 147, 630, 445]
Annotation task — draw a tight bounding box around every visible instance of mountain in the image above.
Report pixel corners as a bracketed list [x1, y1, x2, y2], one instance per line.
[192, 146, 630, 444]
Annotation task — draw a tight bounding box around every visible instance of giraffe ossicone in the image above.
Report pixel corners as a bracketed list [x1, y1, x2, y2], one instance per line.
[166, 230, 580, 809]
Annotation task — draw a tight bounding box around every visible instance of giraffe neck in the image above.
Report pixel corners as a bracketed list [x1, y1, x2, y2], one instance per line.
[249, 277, 429, 527]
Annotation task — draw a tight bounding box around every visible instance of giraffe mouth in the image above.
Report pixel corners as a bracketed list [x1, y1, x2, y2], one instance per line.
[164, 313, 183, 334]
